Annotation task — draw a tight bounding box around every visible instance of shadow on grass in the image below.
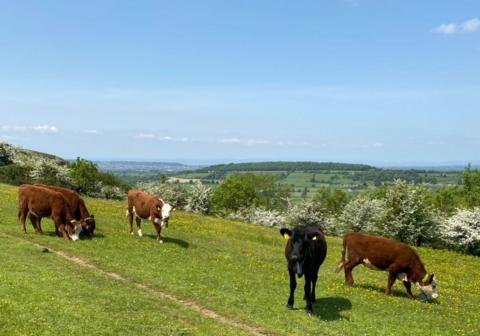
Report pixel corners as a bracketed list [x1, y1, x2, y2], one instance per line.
[355, 283, 410, 299]
[313, 296, 352, 321]
[145, 234, 190, 248]
[43, 231, 106, 239]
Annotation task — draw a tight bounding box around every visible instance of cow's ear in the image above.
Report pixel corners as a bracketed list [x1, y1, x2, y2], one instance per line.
[90, 214, 94, 219]
[428, 273, 435, 284]
[280, 228, 292, 240]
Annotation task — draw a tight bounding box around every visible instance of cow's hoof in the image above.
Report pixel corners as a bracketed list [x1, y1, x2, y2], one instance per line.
[130, 232, 134, 236]
[287, 303, 293, 309]
[137, 229, 143, 238]
[307, 310, 314, 317]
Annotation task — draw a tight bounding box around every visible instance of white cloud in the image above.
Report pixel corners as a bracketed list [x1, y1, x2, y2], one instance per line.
[433, 18, 480, 35]
[433, 23, 458, 35]
[1, 125, 58, 133]
[135, 133, 155, 139]
[353, 142, 385, 149]
[462, 18, 480, 33]
[84, 129, 98, 134]
[220, 138, 242, 144]
[158, 136, 173, 141]
[246, 139, 270, 146]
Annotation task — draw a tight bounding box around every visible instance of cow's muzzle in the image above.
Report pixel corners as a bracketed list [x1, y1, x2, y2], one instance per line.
[296, 260, 305, 278]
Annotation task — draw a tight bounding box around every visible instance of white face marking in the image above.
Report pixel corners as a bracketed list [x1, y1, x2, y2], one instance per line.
[137, 229, 143, 237]
[416, 277, 439, 299]
[70, 224, 82, 241]
[161, 203, 173, 220]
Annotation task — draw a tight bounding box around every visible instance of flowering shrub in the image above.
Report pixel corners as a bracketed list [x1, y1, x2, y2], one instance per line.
[184, 182, 212, 214]
[99, 184, 125, 200]
[228, 207, 286, 228]
[378, 180, 439, 246]
[338, 197, 387, 235]
[137, 181, 188, 208]
[441, 208, 480, 256]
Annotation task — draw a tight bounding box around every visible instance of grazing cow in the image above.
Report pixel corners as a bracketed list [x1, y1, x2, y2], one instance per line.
[280, 225, 327, 316]
[126, 189, 175, 243]
[34, 184, 96, 237]
[335, 232, 438, 300]
[18, 184, 81, 240]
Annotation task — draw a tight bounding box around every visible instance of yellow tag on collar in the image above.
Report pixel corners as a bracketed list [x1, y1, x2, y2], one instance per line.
[312, 236, 317, 241]
[283, 233, 290, 240]
[422, 273, 430, 282]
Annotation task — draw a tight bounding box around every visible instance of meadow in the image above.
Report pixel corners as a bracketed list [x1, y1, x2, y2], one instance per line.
[0, 182, 479, 336]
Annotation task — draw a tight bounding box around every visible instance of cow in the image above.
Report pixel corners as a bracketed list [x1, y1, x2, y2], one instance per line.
[335, 232, 438, 300]
[280, 224, 327, 316]
[34, 184, 96, 237]
[126, 189, 175, 243]
[18, 184, 81, 240]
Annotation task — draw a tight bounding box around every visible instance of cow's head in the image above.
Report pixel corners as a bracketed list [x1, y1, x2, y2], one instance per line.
[80, 215, 96, 237]
[280, 226, 321, 278]
[417, 273, 438, 300]
[154, 202, 176, 228]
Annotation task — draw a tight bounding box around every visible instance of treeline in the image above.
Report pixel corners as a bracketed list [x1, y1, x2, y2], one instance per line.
[191, 161, 374, 175]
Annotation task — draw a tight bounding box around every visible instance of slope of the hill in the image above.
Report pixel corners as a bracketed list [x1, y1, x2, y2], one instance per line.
[0, 183, 478, 335]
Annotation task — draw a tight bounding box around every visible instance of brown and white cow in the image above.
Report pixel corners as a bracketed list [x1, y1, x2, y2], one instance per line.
[126, 189, 175, 243]
[34, 184, 96, 237]
[336, 232, 438, 300]
[18, 184, 81, 240]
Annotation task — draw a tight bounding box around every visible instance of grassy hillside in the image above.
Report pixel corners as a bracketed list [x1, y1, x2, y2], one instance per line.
[0, 183, 479, 335]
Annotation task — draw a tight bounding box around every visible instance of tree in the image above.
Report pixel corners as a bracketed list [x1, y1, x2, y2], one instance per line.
[212, 173, 290, 213]
[69, 158, 100, 193]
[159, 174, 167, 184]
[313, 187, 348, 217]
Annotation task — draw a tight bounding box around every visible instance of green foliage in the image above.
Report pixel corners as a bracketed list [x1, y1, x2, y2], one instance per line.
[69, 157, 100, 193]
[212, 173, 290, 212]
[463, 165, 480, 207]
[0, 164, 32, 185]
[312, 187, 348, 217]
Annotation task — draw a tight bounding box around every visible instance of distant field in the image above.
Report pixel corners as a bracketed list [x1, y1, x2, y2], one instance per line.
[1, 183, 479, 335]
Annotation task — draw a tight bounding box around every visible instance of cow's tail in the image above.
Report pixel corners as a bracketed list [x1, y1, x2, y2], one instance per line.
[335, 238, 347, 273]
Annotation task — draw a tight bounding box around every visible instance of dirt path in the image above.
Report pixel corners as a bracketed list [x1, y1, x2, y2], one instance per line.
[4, 233, 272, 336]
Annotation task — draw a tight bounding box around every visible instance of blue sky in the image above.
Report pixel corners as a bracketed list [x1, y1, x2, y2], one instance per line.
[0, 0, 479, 165]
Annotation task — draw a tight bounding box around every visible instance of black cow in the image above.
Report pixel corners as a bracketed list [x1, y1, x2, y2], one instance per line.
[280, 224, 327, 316]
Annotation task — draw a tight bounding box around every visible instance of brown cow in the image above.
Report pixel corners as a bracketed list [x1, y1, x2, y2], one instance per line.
[35, 184, 96, 237]
[126, 189, 175, 243]
[18, 184, 80, 240]
[336, 232, 438, 300]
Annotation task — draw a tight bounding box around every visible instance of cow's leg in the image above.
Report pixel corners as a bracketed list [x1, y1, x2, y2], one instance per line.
[19, 208, 27, 234]
[344, 260, 358, 286]
[287, 268, 296, 309]
[386, 271, 397, 295]
[127, 210, 134, 235]
[37, 217, 43, 234]
[403, 281, 415, 299]
[28, 214, 41, 234]
[310, 273, 318, 303]
[135, 217, 143, 237]
[153, 221, 162, 243]
[304, 276, 314, 316]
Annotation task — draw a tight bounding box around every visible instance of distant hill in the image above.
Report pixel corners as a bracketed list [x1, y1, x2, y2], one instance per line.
[195, 161, 376, 173]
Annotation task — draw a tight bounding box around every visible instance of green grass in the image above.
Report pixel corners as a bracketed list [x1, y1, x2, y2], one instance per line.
[1, 183, 479, 335]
